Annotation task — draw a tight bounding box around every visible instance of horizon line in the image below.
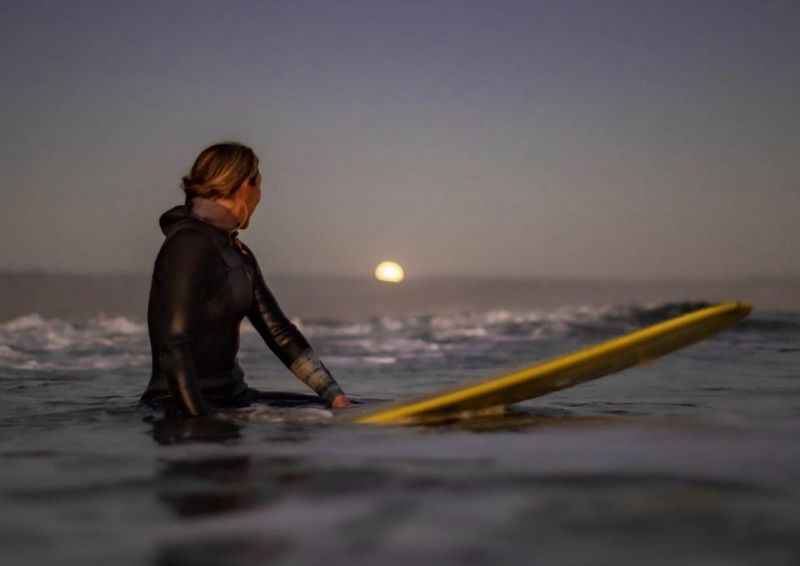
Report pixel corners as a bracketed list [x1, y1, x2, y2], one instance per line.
[1, 268, 799, 284]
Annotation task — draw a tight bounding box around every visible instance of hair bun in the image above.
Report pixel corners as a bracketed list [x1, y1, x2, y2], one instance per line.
[180, 142, 259, 202]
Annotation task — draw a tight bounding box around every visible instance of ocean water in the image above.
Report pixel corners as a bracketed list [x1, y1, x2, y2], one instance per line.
[1, 274, 799, 565]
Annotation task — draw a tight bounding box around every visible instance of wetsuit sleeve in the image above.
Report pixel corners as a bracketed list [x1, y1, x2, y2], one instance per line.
[153, 229, 215, 417]
[244, 249, 345, 404]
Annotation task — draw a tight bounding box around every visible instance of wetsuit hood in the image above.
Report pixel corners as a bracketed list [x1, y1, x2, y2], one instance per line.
[159, 200, 240, 237]
[158, 205, 191, 236]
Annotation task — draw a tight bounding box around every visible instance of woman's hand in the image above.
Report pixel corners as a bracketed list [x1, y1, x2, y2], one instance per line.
[330, 394, 352, 409]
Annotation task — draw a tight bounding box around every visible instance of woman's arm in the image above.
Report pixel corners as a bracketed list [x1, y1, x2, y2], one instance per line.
[242, 244, 348, 406]
[153, 229, 216, 416]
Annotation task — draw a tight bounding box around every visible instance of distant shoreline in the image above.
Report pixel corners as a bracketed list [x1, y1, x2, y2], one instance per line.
[2, 271, 798, 321]
[2, 269, 798, 285]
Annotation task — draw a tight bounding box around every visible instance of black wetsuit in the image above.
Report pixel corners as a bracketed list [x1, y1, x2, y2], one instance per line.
[141, 201, 343, 416]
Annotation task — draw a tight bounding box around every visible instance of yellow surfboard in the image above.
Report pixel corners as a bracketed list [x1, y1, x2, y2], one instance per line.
[352, 302, 751, 425]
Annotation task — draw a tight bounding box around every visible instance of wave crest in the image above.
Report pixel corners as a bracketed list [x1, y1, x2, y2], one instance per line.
[0, 302, 776, 371]
[0, 313, 149, 371]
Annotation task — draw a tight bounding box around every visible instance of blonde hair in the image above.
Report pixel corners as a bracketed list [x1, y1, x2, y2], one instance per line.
[181, 142, 259, 202]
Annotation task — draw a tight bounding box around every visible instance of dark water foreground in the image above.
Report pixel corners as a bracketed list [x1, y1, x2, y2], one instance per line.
[3, 409, 800, 566]
[1, 302, 799, 565]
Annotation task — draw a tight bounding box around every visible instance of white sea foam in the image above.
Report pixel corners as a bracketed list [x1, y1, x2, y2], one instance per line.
[3, 313, 50, 332]
[0, 344, 24, 360]
[92, 314, 145, 335]
[378, 317, 406, 332]
[217, 405, 333, 424]
[0, 302, 699, 372]
[295, 321, 374, 338]
[3, 353, 150, 371]
[0, 313, 149, 371]
[324, 355, 397, 366]
[340, 337, 442, 355]
[433, 326, 489, 340]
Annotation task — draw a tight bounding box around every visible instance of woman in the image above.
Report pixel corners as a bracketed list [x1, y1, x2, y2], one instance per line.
[141, 142, 350, 416]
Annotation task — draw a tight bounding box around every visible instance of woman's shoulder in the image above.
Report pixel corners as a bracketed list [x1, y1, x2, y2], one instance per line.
[156, 221, 220, 267]
[164, 221, 218, 248]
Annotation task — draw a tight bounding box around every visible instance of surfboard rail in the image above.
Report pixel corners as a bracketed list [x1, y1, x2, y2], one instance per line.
[352, 302, 751, 425]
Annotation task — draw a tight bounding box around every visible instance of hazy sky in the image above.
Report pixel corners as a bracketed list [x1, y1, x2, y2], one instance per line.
[1, 0, 797, 279]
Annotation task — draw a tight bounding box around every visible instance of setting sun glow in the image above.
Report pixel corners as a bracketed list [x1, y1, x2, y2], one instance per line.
[374, 261, 405, 283]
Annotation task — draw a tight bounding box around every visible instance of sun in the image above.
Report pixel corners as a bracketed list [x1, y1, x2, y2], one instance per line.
[374, 261, 405, 283]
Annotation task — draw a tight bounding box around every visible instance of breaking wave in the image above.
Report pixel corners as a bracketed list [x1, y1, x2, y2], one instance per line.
[0, 313, 149, 371]
[0, 302, 773, 371]
[294, 301, 721, 340]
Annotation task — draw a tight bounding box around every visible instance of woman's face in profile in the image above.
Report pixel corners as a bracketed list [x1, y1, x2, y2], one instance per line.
[248, 172, 262, 211]
[240, 171, 262, 228]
